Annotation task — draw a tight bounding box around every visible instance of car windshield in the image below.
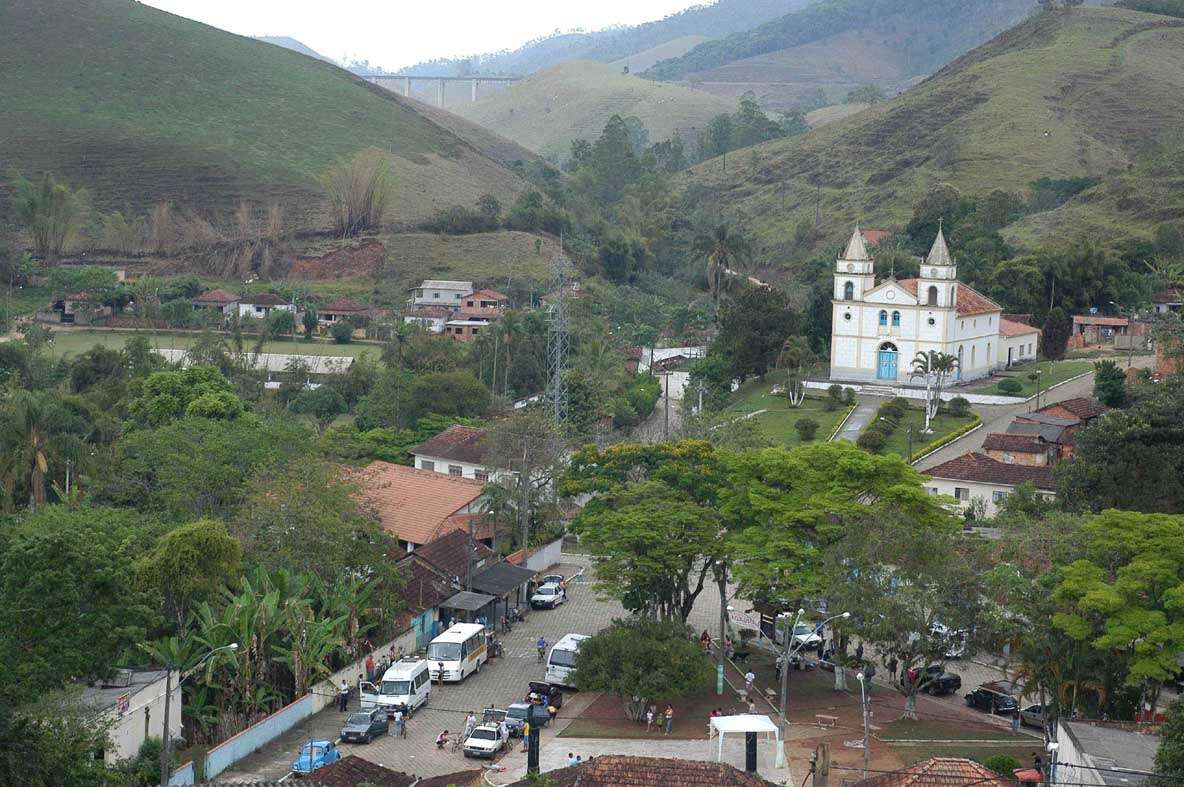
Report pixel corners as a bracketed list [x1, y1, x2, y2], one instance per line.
[301, 745, 325, 756]
[347, 713, 371, 724]
[470, 729, 497, 740]
[381, 680, 411, 695]
[428, 642, 462, 661]
[548, 648, 578, 668]
[507, 707, 528, 720]
[537, 587, 556, 596]
[793, 623, 817, 636]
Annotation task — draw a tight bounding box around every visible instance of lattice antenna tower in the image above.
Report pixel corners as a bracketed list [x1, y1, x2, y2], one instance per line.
[547, 247, 572, 435]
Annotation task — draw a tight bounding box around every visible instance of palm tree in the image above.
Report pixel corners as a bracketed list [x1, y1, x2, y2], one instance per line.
[777, 337, 815, 407]
[693, 224, 752, 318]
[498, 310, 525, 398]
[910, 351, 959, 433]
[2, 391, 57, 509]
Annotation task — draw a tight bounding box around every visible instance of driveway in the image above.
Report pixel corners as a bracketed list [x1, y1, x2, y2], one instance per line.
[834, 397, 884, 443]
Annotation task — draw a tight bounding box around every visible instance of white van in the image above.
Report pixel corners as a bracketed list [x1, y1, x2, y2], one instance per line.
[545, 633, 588, 687]
[427, 623, 488, 682]
[360, 657, 431, 713]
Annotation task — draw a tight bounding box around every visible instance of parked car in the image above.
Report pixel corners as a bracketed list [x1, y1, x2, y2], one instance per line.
[965, 681, 1020, 714]
[930, 622, 969, 659]
[1020, 704, 1046, 729]
[291, 740, 340, 774]
[525, 680, 563, 710]
[917, 664, 962, 695]
[506, 701, 550, 733]
[340, 708, 388, 744]
[463, 722, 508, 758]
[530, 582, 565, 610]
[483, 707, 508, 726]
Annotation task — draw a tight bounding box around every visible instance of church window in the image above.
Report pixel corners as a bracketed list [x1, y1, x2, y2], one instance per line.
[927, 317, 936, 326]
[971, 346, 977, 365]
[987, 342, 992, 360]
[843, 281, 854, 300]
[891, 311, 901, 327]
[926, 286, 938, 306]
[843, 312, 852, 321]
[879, 310, 888, 326]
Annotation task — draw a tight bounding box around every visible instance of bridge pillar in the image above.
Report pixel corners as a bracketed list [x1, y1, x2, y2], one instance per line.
[437, 78, 445, 107]
[402, 76, 410, 97]
[471, 78, 478, 102]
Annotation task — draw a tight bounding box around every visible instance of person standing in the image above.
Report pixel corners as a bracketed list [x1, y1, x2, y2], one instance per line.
[645, 705, 656, 733]
[1012, 707, 1021, 734]
[520, 721, 531, 752]
[664, 704, 674, 735]
[887, 656, 899, 684]
[464, 710, 477, 738]
[855, 642, 865, 663]
[392, 706, 405, 738]
[338, 679, 350, 712]
[365, 654, 375, 683]
[746, 697, 756, 714]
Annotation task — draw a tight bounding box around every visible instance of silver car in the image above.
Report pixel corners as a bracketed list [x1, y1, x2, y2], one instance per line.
[1020, 703, 1046, 729]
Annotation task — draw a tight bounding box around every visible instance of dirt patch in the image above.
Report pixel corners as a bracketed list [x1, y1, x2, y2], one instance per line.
[289, 240, 386, 279]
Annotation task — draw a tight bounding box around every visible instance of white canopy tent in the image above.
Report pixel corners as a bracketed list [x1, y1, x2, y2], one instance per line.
[709, 714, 784, 768]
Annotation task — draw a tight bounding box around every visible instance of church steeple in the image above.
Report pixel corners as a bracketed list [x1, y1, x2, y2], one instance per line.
[919, 220, 957, 308]
[926, 220, 954, 268]
[843, 226, 870, 262]
[834, 225, 876, 302]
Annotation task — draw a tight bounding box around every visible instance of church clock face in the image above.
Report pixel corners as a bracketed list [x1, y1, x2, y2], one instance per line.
[929, 268, 938, 278]
[846, 263, 854, 273]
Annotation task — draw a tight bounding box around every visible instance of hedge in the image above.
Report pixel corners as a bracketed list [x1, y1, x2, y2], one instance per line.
[910, 414, 983, 462]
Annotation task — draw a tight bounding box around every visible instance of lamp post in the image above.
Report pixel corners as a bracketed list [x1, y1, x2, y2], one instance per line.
[776, 610, 849, 768]
[879, 416, 914, 463]
[715, 560, 728, 696]
[160, 643, 238, 787]
[855, 670, 871, 779]
[1034, 368, 1043, 411]
[1046, 739, 1060, 784]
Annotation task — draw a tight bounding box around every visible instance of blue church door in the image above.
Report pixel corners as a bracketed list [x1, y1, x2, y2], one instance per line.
[877, 344, 898, 380]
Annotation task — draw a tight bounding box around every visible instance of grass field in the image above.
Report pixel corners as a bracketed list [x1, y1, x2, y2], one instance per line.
[968, 359, 1093, 398]
[724, 380, 850, 446]
[872, 407, 977, 461]
[0, 0, 530, 233]
[879, 717, 1022, 742]
[890, 742, 1038, 768]
[41, 329, 382, 361]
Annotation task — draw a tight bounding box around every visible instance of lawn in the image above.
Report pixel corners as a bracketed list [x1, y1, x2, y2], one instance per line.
[40, 329, 383, 361]
[967, 360, 1093, 398]
[879, 718, 1022, 742]
[891, 742, 1040, 769]
[723, 380, 851, 446]
[876, 407, 977, 461]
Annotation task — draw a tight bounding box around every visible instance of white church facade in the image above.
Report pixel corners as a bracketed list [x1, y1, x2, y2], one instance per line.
[829, 227, 1040, 384]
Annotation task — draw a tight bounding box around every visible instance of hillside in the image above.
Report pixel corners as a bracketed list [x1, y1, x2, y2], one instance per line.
[0, 0, 532, 234]
[680, 6, 1184, 258]
[255, 36, 336, 64]
[454, 61, 735, 161]
[608, 35, 710, 75]
[646, 0, 1038, 110]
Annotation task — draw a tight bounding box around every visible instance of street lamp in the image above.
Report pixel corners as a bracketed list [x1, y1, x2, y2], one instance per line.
[775, 610, 850, 767]
[1046, 739, 1060, 783]
[879, 416, 914, 463]
[856, 671, 871, 779]
[160, 643, 238, 787]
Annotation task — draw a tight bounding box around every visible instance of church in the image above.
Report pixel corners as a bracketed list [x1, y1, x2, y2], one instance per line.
[829, 226, 1040, 384]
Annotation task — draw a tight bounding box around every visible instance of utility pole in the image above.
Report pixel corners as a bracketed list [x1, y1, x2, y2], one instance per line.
[715, 562, 727, 696]
[857, 671, 871, 779]
[546, 251, 570, 435]
[815, 743, 830, 787]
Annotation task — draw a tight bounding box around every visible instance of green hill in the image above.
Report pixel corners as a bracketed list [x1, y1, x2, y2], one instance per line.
[680, 6, 1184, 257]
[608, 35, 711, 75]
[0, 0, 534, 234]
[454, 61, 736, 161]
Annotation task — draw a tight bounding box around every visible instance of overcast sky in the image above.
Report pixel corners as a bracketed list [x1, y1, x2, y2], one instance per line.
[143, 0, 705, 71]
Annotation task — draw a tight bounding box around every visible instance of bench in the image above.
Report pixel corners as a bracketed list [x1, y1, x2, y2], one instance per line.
[815, 714, 838, 728]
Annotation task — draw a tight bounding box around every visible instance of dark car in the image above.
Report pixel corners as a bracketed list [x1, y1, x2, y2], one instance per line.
[965, 681, 1020, 714]
[340, 708, 388, 743]
[506, 702, 550, 733]
[526, 681, 563, 710]
[482, 707, 508, 726]
[917, 664, 962, 695]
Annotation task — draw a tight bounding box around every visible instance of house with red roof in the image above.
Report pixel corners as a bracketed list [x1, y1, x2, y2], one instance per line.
[461, 288, 510, 310]
[354, 461, 489, 551]
[853, 757, 1012, 786]
[192, 288, 239, 317]
[410, 424, 511, 484]
[924, 451, 1056, 517]
[317, 297, 370, 325]
[830, 226, 1038, 383]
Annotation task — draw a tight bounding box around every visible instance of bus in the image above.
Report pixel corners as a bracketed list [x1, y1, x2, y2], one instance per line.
[544, 633, 589, 688]
[427, 623, 488, 682]
[360, 656, 431, 713]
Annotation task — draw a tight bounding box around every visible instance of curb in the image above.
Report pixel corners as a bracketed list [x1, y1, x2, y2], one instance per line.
[828, 401, 860, 441]
[910, 420, 984, 465]
[1020, 370, 1093, 404]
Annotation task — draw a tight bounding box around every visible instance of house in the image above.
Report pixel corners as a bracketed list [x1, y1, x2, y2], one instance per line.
[999, 316, 1040, 367]
[403, 305, 451, 334]
[982, 432, 1058, 466]
[1152, 287, 1183, 314]
[1036, 396, 1108, 423]
[79, 668, 182, 764]
[860, 228, 892, 247]
[830, 226, 1034, 383]
[394, 552, 454, 650]
[924, 452, 1056, 517]
[410, 425, 500, 482]
[192, 289, 239, 315]
[355, 461, 488, 551]
[236, 293, 295, 319]
[1054, 720, 1158, 786]
[509, 755, 779, 787]
[41, 292, 113, 325]
[854, 757, 1011, 786]
[317, 297, 369, 325]
[413, 527, 497, 585]
[409, 279, 472, 307]
[443, 319, 489, 341]
[1073, 314, 1130, 346]
[462, 288, 509, 310]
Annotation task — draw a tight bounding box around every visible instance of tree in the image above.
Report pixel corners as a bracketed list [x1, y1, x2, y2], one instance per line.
[0, 390, 99, 511]
[910, 350, 959, 434]
[574, 618, 713, 720]
[289, 386, 347, 432]
[408, 370, 490, 423]
[11, 172, 89, 260]
[128, 366, 240, 426]
[329, 320, 353, 344]
[135, 518, 241, 631]
[715, 287, 800, 382]
[1093, 359, 1127, 407]
[795, 418, 819, 441]
[777, 336, 815, 407]
[355, 367, 413, 429]
[1155, 700, 1184, 783]
[301, 308, 318, 339]
[321, 149, 392, 237]
[0, 700, 120, 787]
[482, 408, 564, 551]
[846, 84, 885, 104]
[1042, 307, 1072, 360]
[692, 224, 751, 318]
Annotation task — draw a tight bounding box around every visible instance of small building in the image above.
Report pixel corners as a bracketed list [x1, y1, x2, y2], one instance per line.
[318, 297, 370, 325]
[354, 461, 488, 551]
[924, 452, 1056, 517]
[192, 289, 240, 315]
[982, 432, 1058, 466]
[1054, 720, 1158, 786]
[462, 288, 510, 310]
[237, 293, 295, 319]
[1152, 287, 1183, 315]
[409, 279, 472, 307]
[41, 292, 113, 325]
[854, 757, 1011, 786]
[410, 424, 498, 482]
[999, 316, 1040, 367]
[392, 551, 455, 650]
[79, 668, 182, 765]
[444, 319, 488, 341]
[1073, 314, 1130, 345]
[403, 305, 451, 334]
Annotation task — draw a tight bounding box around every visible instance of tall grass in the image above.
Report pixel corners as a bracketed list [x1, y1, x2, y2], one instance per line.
[321, 149, 393, 238]
[10, 172, 89, 260]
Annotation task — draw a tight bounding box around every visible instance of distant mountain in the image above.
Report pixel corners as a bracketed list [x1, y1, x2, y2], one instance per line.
[681, 6, 1184, 255]
[454, 60, 735, 160]
[402, 0, 813, 77]
[255, 36, 337, 65]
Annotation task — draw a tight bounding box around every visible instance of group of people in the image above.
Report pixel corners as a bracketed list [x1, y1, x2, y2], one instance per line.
[643, 703, 676, 735]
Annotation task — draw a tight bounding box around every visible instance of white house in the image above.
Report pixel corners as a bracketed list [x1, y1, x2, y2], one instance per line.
[236, 293, 295, 319]
[409, 280, 472, 307]
[403, 305, 451, 334]
[1054, 720, 1157, 786]
[924, 451, 1056, 517]
[80, 668, 182, 765]
[410, 425, 507, 483]
[830, 226, 1039, 383]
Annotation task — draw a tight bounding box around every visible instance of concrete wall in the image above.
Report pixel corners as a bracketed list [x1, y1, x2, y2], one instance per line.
[168, 761, 195, 786]
[204, 695, 314, 779]
[525, 537, 564, 573]
[105, 672, 183, 764]
[925, 478, 1055, 518]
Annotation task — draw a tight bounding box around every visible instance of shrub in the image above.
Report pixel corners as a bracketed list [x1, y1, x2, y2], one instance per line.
[880, 397, 910, 420]
[330, 320, 354, 344]
[945, 396, 971, 417]
[321, 149, 392, 237]
[795, 417, 820, 442]
[842, 387, 856, 405]
[610, 395, 640, 428]
[825, 383, 843, 411]
[997, 378, 1023, 395]
[982, 754, 1021, 776]
[856, 426, 887, 451]
[625, 377, 661, 419]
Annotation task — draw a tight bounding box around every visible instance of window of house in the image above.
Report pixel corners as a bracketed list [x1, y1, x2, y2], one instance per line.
[843, 281, 854, 300]
[971, 346, 976, 365]
[448, 465, 463, 477]
[432, 292, 440, 299]
[987, 342, 991, 361]
[960, 321, 964, 330]
[475, 470, 489, 482]
[879, 310, 888, 326]
[928, 487, 939, 495]
[891, 311, 901, 327]
[1001, 452, 1014, 464]
[954, 487, 970, 502]
[416, 289, 424, 298]
[992, 490, 1009, 503]
[420, 460, 435, 472]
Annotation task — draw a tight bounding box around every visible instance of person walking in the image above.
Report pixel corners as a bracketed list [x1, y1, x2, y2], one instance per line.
[1012, 707, 1022, 734]
[338, 680, 350, 712]
[392, 706, 405, 738]
[537, 635, 548, 662]
[887, 656, 899, 685]
[645, 705, 656, 733]
[664, 704, 674, 735]
[744, 669, 756, 694]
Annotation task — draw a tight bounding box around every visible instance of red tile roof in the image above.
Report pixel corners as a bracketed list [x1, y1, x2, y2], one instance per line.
[321, 297, 368, 313]
[354, 462, 486, 546]
[509, 755, 778, 786]
[453, 307, 501, 322]
[310, 755, 416, 787]
[413, 527, 496, 580]
[999, 317, 1038, 337]
[897, 280, 1001, 317]
[861, 229, 892, 246]
[1038, 396, 1108, 421]
[1152, 288, 1183, 304]
[982, 433, 1048, 453]
[926, 452, 1056, 490]
[396, 556, 454, 616]
[410, 425, 488, 465]
[415, 769, 484, 787]
[442, 512, 496, 541]
[1073, 314, 1128, 327]
[193, 288, 239, 304]
[467, 288, 509, 302]
[239, 292, 291, 306]
[854, 757, 1010, 786]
